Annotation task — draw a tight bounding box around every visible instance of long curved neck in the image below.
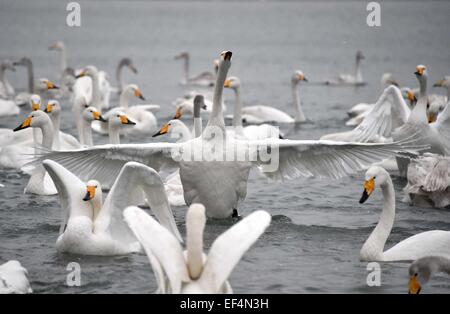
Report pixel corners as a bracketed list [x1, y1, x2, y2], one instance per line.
[116, 62, 125, 92]
[355, 58, 363, 83]
[26, 61, 34, 93]
[186, 213, 205, 280]
[292, 80, 305, 122]
[361, 179, 396, 260]
[90, 73, 102, 111]
[193, 111, 203, 138]
[410, 76, 428, 123]
[91, 194, 102, 225]
[119, 91, 130, 109]
[49, 113, 61, 150]
[183, 56, 189, 82]
[232, 87, 243, 128]
[108, 124, 121, 144]
[73, 103, 85, 144]
[82, 119, 93, 147]
[206, 62, 228, 132]
[36, 121, 54, 150]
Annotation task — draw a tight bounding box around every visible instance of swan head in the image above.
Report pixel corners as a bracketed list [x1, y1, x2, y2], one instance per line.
[44, 100, 61, 115]
[433, 76, 450, 88]
[119, 58, 137, 73]
[174, 52, 189, 60]
[401, 87, 417, 106]
[76, 65, 98, 79]
[83, 106, 106, 122]
[39, 78, 59, 90]
[49, 41, 65, 51]
[83, 180, 101, 202]
[13, 57, 32, 67]
[13, 110, 50, 132]
[219, 51, 232, 71]
[427, 100, 444, 123]
[408, 257, 442, 294]
[193, 95, 207, 118]
[381, 72, 399, 87]
[109, 112, 136, 127]
[1, 59, 15, 72]
[122, 84, 145, 101]
[356, 50, 365, 61]
[223, 76, 240, 90]
[29, 94, 41, 111]
[359, 166, 390, 204]
[292, 70, 308, 83]
[152, 119, 186, 138]
[414, 65, 427, 79]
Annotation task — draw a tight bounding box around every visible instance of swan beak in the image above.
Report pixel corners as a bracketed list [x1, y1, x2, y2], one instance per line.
[224, 79, 231, 88]
[44, 103, 53, 113]
[83, 185, 96, 201]
[134, 89, 145, 101]
[119, 115, 136, 125]
[173, 108, 182, 119]
[202, 104, 207, 110]
[221, 51, 232, 61]
[359, 178, 375, 204]
[129, 64, 138, 74]
[76, 70, 87, 79]
[408, 275, 421, 294]
[46, 81, 59, 90]
[433, 79, 444, 87]
[407, 91, 417, 105]
[302, 77, 309, 82]
[428, 113, 437, 124]
[13, 116, 32, 132]
[414, 66, 425, 76]
[93, 111, 106, 122]
[153, 123, 169, 137]
[31, 102, 40, 111]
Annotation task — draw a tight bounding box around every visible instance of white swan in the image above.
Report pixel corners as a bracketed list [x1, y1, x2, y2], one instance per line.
[107, 112, 136, 144]
[175, 52, 215, 87]
[74, 65, 104, 111]
[224, 76, 283, 140]
[49, 41, 68, 83]
[42, 159, 182, 255]
[44, 100, 81, 150]
[227, 71, 308, 124]
[408, 256, 450, 294]
[80, 106, 107, 147]
[116, 58, 137, 94]
[325, 50, 365, 86]
[12, 57, 34, 106]
[358, 165, 450, 262]
[0, 260, 32, 294]
[39, 51, 425, 218]
[92, 84, 159, 136]
[124, 203, 271, 294]
[13, 110, 57, 195]
[0, 59, 15, 98]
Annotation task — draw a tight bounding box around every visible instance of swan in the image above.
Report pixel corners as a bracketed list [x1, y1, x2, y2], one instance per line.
[38, 51, 425, 218]
[92, 84, 159, 136]
[98, 70, 111, 109]
[12, 57, 34, 105]
[224, 76, 283, 140]
[13, 110, 57, 195]
[358, 165, 450, 262]
[408, 256, 450, 294]
[175, 52, 215, 87]
[124, 203, 271, 294]
[107, 112, 136, 144]
[80, 106, 107, 146]
[49, 41, 68, 83]
[116, 58, 137, 94]
[325, 50, 366, 86]
[74, 65, 103, 111]
[226, 71, 308, 124]
[0, 260, 32, 294]
[347, 73, 399, 120]
[42, 159, 182, 256]
[44, 100, 82, 150]
[0, 59, 15, 98]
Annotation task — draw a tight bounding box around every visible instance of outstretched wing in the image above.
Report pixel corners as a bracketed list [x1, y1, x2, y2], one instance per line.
[123, 206, 189, 294]
[198, 210, 271, 293]
[35, 143, 180, 189]
[96, 162, 182, 243]
[42, 159, 90, 235]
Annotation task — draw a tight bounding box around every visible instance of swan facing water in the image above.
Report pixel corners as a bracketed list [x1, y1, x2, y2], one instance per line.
[124, 203, 271, 294]
[408, 256, 450, 294]
[359, 166, 450, 262]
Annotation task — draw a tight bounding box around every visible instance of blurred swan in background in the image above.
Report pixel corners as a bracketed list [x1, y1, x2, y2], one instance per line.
[408, 256, 450, 294]
[116, 58, 138, 95]
[124, 203, 271, 293]
[325, 50, 365, 86]
[0, 59, 15, 98]
[0, 260, 32, 294]
[359, 166, 450, 262]
[43, 160, 182, 255]
[175, 52, 215, 87]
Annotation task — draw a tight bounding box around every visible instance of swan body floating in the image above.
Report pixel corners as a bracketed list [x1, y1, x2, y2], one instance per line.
[408, 256, 450, 294]
[40, 51, 425, 219]
[225, 71, 308, 124]
[175, 52, 215, 87]
[124, 203, 271, 294]
[324, 50, 366, 86]
[42, 159, 181, 256]
[359, 165, 450, 262]
[0, 260, 32, 294]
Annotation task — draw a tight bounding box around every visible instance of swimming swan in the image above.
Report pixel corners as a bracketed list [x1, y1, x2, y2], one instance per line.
[408, 256, 450, 294]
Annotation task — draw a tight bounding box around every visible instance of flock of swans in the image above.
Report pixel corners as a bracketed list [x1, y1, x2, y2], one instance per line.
[1, 44, 450, 294]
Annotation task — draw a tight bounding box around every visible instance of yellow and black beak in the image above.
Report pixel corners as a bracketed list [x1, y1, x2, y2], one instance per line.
[119, 115, 136, 125]
[134, 89, 145, 101]
[13, 116, 32, 132]
[93, 111, 107, 122]
[414, 67, 425, 76]
[359, 178, 375, 204]
[407, 90, 417, 105]
[44, 103, 53, 113]
[433, 79, 445, 87]
[75, 70, 87, 79]
[83, 185, 96, 201]
[31, 102, 40, 111]
[224, 79, 231, 88]
[223, 51, 232, 61]
[408, 275, 421, 294]
[428, 113, 437, 124]
[46, 80, 59, 90]
[173, 107, 182, 119]
[152, 123, 169, 137]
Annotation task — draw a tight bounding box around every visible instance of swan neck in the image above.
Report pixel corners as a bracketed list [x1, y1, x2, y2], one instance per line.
[193, 117, 202, 138]
[116, 62, 124, 92]
[82, 119, 93, 147]
[233, 87, 243, 127]
[183, 56, 189, 82]
[187, 215, 205, 280]
[361, 179, 396, 260]
[39, 121, 54, 149]
[119, 91, 130, 109]
[206, 61, 229, 132]
[50, 113, 61, 149]
[108, 125, 121, 144]
[91, 73, 102, 111]
[410, 76, 428, 123]
[292, 80, 305, 122]
[355, 58, 363, 83]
